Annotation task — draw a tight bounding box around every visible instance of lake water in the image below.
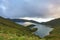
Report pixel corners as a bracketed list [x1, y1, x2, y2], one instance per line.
[16, 22, 54, 38]
[32, 24, 53, 38]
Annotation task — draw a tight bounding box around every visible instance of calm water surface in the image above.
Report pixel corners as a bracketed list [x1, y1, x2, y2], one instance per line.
[17, 22, 54, 38]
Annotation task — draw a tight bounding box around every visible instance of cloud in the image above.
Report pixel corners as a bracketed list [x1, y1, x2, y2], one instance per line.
[20, 17, 54, 22]
[0, 0, 60, 18]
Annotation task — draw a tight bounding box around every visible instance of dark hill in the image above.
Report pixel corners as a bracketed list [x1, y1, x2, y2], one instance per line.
[41, 18, 60, 27]
[8, 19, 41, 24]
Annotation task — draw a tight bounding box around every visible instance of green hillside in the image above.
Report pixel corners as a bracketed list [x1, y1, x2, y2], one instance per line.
[0, 16, 43, 40]
[42, 18, 60, 40]
[1, 16, 60, 40]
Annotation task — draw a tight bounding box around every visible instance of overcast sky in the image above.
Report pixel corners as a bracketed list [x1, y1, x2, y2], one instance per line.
[0, 0, 60, 22]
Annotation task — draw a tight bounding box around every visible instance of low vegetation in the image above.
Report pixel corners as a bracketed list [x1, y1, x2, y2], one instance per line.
[43, 18, 60, 40]
[0, 16, 43, 40]
[0, 16, 60, 40]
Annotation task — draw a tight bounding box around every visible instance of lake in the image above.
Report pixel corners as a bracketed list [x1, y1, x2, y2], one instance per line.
[32, 24, 53, 38]
[16, 22, 54, 38]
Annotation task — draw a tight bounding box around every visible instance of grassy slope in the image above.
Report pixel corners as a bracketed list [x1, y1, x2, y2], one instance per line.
[2, 16, 60, 40]
[43, 18, 60, 40]
[0, 17, 44, 40]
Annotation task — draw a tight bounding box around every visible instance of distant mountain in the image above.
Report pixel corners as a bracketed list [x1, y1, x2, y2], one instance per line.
[10, 18, 60, 26]
[9, 19, 41, 24]
[41, 18, 60, 27]
[0, 16, 42, 40]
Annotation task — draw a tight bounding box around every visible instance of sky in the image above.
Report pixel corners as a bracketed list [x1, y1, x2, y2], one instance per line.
[0, 0, 60, 22]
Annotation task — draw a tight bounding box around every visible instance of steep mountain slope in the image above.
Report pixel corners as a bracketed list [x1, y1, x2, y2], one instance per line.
[0, 16, 42, 40]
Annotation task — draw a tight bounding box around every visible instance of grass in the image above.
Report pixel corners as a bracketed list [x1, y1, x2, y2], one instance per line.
[0, 17, 42, 40]
[0, 16, 60, 40]
[45, 26, 60, 40]
[0, 24, 42, 40]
